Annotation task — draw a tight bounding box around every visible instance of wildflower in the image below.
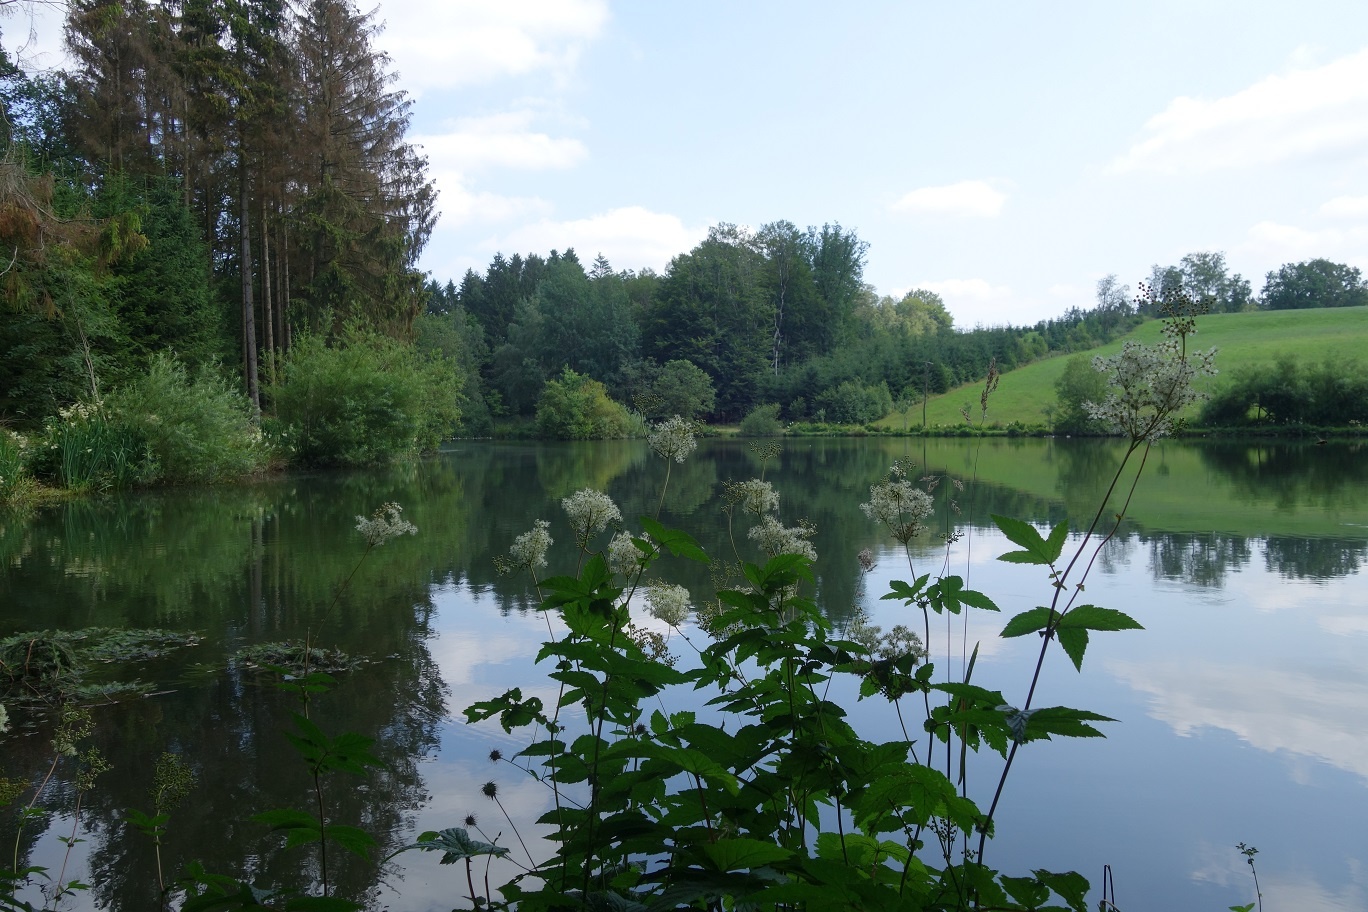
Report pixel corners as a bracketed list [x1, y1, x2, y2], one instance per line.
[464, 813, 478, 827]
[626, 624, 676, 665]
[608, 530, 644, 577]
[488, 749, 503, 763]
[1085, 337, 1217, 442]
[355, 502, 417, 546]
[725, 479, 780, 517]
[561, 488, 621, 548]
[861, 472, 934, 544]
[506, 519, 552, 571]
[748, 516, 817, 561]
[645, 583, 691, 626]
[857, 548, 875, 572]
[649, 415, 698, 463]
[0, 703, 8, 734]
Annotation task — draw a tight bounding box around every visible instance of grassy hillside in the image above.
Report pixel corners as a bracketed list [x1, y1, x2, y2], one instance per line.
[883, 306, 1368, 429]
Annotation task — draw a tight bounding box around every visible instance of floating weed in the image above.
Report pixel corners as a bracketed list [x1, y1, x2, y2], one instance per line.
[233, 641, 368, 677]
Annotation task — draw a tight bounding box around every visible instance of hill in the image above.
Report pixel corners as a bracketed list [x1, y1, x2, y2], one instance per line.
[883, 306, 1368, 429]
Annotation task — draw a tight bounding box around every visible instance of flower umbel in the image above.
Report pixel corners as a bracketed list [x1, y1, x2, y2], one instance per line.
[724, 479, 780, 517]
[747, 516, 817, 561]
[648, 415, 698, 463]
[607, 530, 644, 577]
[861, 469, 934, 545]
[644, 583, 691, 627]
[561, 488, 622, 548]
[502, 519, 553, 573]
[1084, 338, 1217, 442]
[355, 502, 417, 546]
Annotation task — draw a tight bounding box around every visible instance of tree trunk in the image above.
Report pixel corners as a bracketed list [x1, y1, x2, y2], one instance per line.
[240, 162, 260, 415]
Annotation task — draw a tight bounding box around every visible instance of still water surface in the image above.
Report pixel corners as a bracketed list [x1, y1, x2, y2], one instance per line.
[2, 437, 1366, 910]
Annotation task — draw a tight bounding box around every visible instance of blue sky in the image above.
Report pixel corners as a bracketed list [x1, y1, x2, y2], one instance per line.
[9, 1, 1368, 327]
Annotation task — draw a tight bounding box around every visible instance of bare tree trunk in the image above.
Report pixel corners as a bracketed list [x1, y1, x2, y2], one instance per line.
[240, 162, 260, 415]
[261, 196, 275, 386]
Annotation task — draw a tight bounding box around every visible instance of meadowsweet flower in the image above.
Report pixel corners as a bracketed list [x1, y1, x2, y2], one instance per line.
[1085, 338, 1218, 442]
[645, 583, 691, 626]
[506, 519, 553, 571]
[747, 516, 817, 561]
[860, 472, 934, 544]
[608, 530, 643, 576]
[0, 702, 8, 734]
[649, 415, 697, 463]
[857, 548, 876, 572]
[725, 478, 780, 517]
[561, 488, 621, 547]
[355, 502, 417, 546]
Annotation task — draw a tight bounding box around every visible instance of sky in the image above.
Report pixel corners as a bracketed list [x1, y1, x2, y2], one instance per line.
[8, 0, 1368, 327]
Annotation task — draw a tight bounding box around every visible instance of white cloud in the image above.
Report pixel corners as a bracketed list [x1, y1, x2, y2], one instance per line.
[376, 0, 610, 92]
[1109, 46, 1368, 174]
[1238, 220, 1368, 271]
[416, 112, 587, 173]
[1108, 658, 1368, 781]
[890, 180, 1006, 218]
[490, 206, 709, 273]
[1319, 195, 1368, 218]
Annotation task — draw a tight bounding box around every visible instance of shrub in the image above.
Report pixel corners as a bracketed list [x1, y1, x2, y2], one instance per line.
[0, 430, 38, 506]
[271, 329, 463, 467]
[650, 359, 716, 419]
[535, 368, 632, 439]
[739, 402, 783, 436]
[104, 354, 268, 484]
[814, 379, 893, 424]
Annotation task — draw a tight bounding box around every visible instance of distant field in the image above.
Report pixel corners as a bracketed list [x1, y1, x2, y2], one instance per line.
[882, 306, 1368, 429]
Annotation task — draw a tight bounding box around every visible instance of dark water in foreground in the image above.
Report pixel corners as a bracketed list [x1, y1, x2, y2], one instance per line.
[2, 437, 1366, 910]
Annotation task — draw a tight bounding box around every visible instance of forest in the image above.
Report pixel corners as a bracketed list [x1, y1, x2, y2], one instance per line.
[3, 0, 1368, 488]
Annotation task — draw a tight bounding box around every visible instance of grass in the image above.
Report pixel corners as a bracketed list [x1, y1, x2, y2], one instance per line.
[882, 306, 1368, 429]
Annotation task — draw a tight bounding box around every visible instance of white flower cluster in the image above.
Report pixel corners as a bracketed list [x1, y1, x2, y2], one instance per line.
[1084, 339, 1218, 442]
[860, 471, 934, 544]
[730, 478, 780, 517]
[354, 502, 418, 546]
[0, 702, 8, 734]
[648, 415, 698, 463]
[561, 488, 621, 547]
[645, 583, 692, 627]
[607, 530, 643, 577]
[508, 519, 553, 570]
[747, 516, 817, 561]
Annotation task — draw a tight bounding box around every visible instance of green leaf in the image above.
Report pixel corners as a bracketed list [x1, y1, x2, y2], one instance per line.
[1034, 869, 1090, 912]
[324, 825, 376, 859]
[992, 514, 1050, 564]
[881, 575, 930, 603]
[1056, 626, 1088, 671]
[1058, 605, 1144, 633]
[999, 607, 1055, 638]
[699, 838, 793, 871]
[253, 808, 318, 831]
[396, 827, 510, 864]
[1022, 707, 1115, 741]
[639, 516, 708, 563]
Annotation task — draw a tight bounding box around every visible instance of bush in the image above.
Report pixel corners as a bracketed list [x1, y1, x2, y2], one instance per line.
[739, 403, 783, 436]
[31, 401, 150, 492]
[0, 430, 38, 506]
[271, 329, 463, 467]
[650, 359, 716, 419]
[104, 354, 268, 484]
[814, 379, 893, 424]
[535, 368, 632, 440]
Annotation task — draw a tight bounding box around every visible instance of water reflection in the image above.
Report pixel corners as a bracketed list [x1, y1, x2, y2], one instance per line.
[2, 437, 1366, 910]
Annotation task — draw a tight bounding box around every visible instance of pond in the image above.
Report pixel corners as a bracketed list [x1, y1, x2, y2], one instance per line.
[2, 437, 1366, 911]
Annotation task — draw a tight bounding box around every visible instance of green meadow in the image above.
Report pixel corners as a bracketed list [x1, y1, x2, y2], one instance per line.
[887, 306, 1368, 429]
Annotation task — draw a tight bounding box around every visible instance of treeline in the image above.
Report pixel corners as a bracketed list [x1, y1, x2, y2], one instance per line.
[426, 227, 1146, 430]
[0, 0, 434, 427]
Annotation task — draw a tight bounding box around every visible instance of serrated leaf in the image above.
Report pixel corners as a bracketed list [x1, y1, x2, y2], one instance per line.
[1043, 519, 1069, 563]
[639, 517, 708, 563]
[324, 825, 376, 859]
[401, 827, 510, 864]
[253, 808, 318, 831]
[1056, 626, 1088, 671]
[1000, 607, 1055, 638]
[1058, 605, 1144, 633]
[1034, 869, 1090, 912]
[700, 838, 793, 871]
[991, 514, 1054, 565]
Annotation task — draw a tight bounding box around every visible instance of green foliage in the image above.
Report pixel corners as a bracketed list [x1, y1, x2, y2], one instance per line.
[535, 367, 633, 440]
[650, 359, 716, 419]
[815, 378, 893, 424]
[1261, 258, 1368, 310]
[1201, 355, 1368, 427]
[271, 328, 462, 466]
[30, 401, 149, 492]
[1051, 354, 1108, 434]
[739, 403, 783, 436]
[0, 431, 38, 508]
[104, 354, 269, 484]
